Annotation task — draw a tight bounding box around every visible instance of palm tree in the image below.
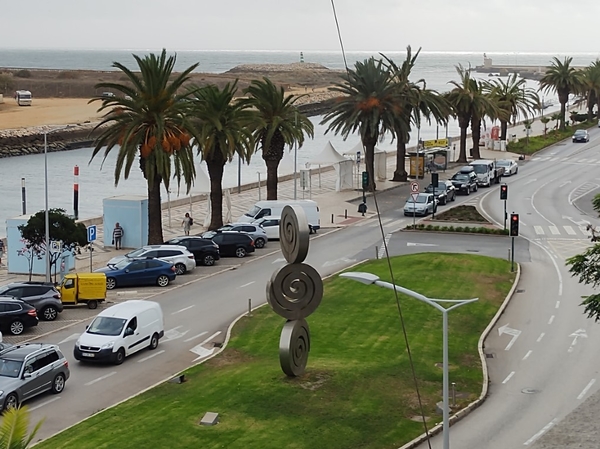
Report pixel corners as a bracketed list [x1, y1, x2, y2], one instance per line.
[540, 116, 550, 135]
[484, 73, 540, 141]
[90, 50, 199, 244]
[540, 57, 583, 131]
[383, 47, 450, 182]
[190, 82, 254, 230]
[0, 407, 43, 449]
[578, 63, 600, 122]
[445, 65, 477, 163]
[322, 57, 397, 191]
[468, 78, 499, 160]
[242, 78, 314, 200]
[550, 112, 561, 130]
[522, 118, 534, 147]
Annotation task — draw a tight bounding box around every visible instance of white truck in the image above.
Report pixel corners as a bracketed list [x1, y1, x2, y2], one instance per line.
[469, 160, 504, 187]
[15, 90, 32, 106]
[238, 200, 320, 233]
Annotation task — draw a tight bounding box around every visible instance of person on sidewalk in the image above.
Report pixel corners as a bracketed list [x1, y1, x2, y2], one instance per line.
[182, 213, 193, 236]
[112, 223, 124, 250]
[0, 239, 4, 266]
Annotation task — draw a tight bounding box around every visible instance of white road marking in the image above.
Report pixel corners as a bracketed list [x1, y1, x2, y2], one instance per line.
[378, 233, 391, 259]
[555, 301, 560, 309]
[238, 281, 255, 288]
[190, 331, 222, 361]
[502, 371, 515, 384]
[272, 257, 287, 264]
[548, 315, 555, 324]
[568, 329, 588, 353]
[524, 420, 557, 446]
[525, 178, 538, 185]
[563, 226, 576, 235]
[534, 226, 544, 235]
[577, 379, 596, 400]
[549, 157, 559, 161]
[138, 349, 165, 363]
[549, 226, 560, 235]
[184, 331, 208, 342]
[172, 305, 195, 315]
[85, 371, 117, 386]
[407, 242, 439, 247]
[537, 333, 545, 342]
[58, 333, 80, 345]
[522, 350, 532, 360]
[163, 327, 189, 342]
[499, 324, 521, 350]
[28, 396, 61, 411]
[559, 181, 572, 187]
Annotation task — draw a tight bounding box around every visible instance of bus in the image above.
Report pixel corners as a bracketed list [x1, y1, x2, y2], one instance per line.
[15, 90, 32, 106]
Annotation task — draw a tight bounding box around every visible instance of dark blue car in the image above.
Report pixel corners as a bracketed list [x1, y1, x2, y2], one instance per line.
[95, 258, 176, 290]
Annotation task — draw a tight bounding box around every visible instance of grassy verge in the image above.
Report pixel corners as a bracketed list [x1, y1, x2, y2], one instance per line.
[36, 253, 515, 449]
[405, 224, 508, 235]
[432, 205, 488, 222]
[508, 122, 595, 155]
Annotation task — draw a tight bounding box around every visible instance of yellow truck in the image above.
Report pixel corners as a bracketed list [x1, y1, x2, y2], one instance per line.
[59, 273, 107, 309]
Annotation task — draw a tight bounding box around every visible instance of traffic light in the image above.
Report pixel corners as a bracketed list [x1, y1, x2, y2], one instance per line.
[500, 183, 508, 200]
[510, 213, 519, 236]
[362, 171, 369, 189]
[431, 172, 439, 186]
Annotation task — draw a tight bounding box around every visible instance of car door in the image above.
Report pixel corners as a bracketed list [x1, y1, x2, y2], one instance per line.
[20, 352, 56, 400]
[123, 260, 147, 286]
[122, 317, 145, 356]
[211, 234, 230, 256]
[189, 240, 204, 262]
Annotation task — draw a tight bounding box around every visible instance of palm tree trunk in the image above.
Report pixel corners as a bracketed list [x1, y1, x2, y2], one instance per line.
[206, 159, 225, 230]
[587, 92, 594, 122]
[392, 136, 408, 182]
[471, 117, 482, 160]
[560, 101, 567, 131]
[147, 174, 163, 245]
[363, 135, 377, 191]
[500, 120, 508, 141]
[265, 159, 279, 200]
[457, 127, 468, 163]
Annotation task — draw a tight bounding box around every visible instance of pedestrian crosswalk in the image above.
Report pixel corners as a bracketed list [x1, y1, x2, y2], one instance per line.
[532, 156, 600, 164]
[533, 224, 590, 237]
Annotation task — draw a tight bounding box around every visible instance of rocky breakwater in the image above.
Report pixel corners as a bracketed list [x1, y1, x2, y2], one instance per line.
[0, 122, 100, 158]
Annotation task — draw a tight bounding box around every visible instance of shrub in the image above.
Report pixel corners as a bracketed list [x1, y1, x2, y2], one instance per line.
[14, 69, 31, 78]
[425, 224, 433, 230]
[454, 226, 464, 232]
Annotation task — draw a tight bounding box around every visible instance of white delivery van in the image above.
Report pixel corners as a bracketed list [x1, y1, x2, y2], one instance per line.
[74, 300, 164, 365]
[469, 159, 502, 187]
[239, 200, 320, 232]
[15, 90, 32, 106]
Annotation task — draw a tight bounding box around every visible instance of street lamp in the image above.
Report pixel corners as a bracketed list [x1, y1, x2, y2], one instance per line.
[44, 125, 74, 282]
[339, 272, 478, 449]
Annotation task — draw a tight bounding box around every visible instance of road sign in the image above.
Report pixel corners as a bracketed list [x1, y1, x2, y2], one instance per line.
[87, 225, 97, 242]
[423, 138, 448, 149]
[410, 181, 419, 193]
[50, 241, 62, 254]
[411, 193, 420, 202]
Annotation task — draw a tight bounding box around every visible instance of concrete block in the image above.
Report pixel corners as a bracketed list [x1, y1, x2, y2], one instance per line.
[200, 412, 219, 426]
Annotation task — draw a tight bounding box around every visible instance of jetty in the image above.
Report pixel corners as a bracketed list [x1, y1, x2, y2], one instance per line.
[473, 54, 586, 80]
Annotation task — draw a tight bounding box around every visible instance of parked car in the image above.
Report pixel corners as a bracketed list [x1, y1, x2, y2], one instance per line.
[0, 298, 38, 335]
[253, 216, 281, 240]
[424, 181, 456, 205]
[0, 281, 63, 321]
[200, 231, 255, 258]
[95, 259, 176, 290]
[450, 169, 478, 195]
[0, 343, 69, 411]
[164, 237, 220, 266]
[217, 223, 268, 248]
[403, 193, 438, 217]
[107, 245, 195, 275]
[572, 129, 590, 143]
[496, 159, 518, 176]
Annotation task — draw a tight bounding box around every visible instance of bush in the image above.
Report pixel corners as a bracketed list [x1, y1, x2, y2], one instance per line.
[14, 69, 31, 78]
[57, 71, 79, 80]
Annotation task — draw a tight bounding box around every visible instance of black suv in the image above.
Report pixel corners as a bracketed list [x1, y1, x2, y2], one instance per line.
[0, 282, 63, 321]
[0, 298, 38, 335]
[450, 167, 478, 195]
[201, 231, 255, 258]
[164, 236, 220, 266]
[424, 180, 456, 205]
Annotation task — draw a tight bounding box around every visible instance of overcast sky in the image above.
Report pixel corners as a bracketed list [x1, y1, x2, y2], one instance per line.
[1, 0, 598, 53]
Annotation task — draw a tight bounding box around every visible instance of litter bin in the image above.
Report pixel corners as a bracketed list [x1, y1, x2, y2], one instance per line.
[469, 147, 474, 157]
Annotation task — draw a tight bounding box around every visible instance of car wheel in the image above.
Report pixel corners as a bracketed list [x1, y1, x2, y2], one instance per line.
[113, 348, 125, 365]
[175, 263, 186, 275]
[202, 254, 215, 266]
[466, 187, 471, 195]
[441, 198, 447, 205]
[149, 333, 159, 350]
[87, 300, 98, 310]
[9, 320, 24, 335]
[452, 193, 456, 202]
[4, 393, 18, 411]
[254, 238, 266, 249]
[51, 373, 66, 394]
[42, 305, 58, 321]
[235, 247, 247, 258]
[106, 277, 117, 290]
[515, 168, 518, 175]
[157, 275, 170, 287]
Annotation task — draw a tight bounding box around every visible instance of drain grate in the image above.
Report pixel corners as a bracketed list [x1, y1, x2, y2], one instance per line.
[516, 289, 525, 293]
[485, 353, 495, 359]
[521, 388, 540, 394]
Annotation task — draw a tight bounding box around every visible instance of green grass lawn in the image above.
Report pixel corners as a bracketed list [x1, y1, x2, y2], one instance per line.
[35, 253, 515, 449]
[508, 122, 595, 155]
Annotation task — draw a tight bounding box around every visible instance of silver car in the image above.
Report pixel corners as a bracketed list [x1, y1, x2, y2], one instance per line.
[496, 159, 518, 176]
[218, 223, 268, 248]
[107, 245, 196, 275]
[403, 193, 438, 217]
[0, 343, 69, 411]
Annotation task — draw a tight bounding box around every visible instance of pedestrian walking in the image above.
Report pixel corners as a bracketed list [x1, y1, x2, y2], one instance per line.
[0, 239, 4, 266]
[112, 222, 124, 249]
[182, 213, 193, 236]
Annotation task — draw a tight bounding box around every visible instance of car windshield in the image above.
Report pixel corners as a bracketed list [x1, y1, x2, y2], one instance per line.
[0, 359, 22, 378]
[245, 206, 261, 217]
[125, 248, 146, 258]
[87, 316, 127, 336]
[575, 130, 586, 136]
[453, 174, 468, 181]
[496, 160, 510, 167]
[202, 231, 216, 239]
[113, 259, 131, 270]
[426, 183, 447, 192]
[219, 225, 235, 231]
[407, 195, 427, 204]
[471, 165, 488, 174]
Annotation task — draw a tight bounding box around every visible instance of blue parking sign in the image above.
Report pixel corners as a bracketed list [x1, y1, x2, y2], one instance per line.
[87, 225, 97, 242]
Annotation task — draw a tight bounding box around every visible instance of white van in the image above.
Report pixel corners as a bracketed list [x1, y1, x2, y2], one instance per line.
[15, 90, 32, 106]
[74, 300, 164, 365]
[469, 159, 502, 187]
[238, 200, 320, 232]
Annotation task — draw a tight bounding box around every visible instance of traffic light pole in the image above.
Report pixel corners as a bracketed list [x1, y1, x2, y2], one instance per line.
[504, 200, 507, 231]
[511, 237, 515, 272]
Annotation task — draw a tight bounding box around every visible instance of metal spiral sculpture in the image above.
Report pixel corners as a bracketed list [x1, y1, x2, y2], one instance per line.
[267, 205, 323, 377]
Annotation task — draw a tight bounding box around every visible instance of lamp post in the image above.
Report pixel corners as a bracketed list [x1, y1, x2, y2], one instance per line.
[339, 272, 478, 449]
[294, 112, 298, 201]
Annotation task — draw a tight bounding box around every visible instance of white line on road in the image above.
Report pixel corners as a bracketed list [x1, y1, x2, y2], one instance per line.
[184, 331, 208, 342]
[549, 226, 560, 235]
[564, 226, 576, 235]
[172, 305, 195, 315]
[58, 333, 80, 345]
[199, 331, 222, 346]
[525, 179, 538, 185]
[85, 371, 117, 386]
[555, 301, 560, 309]
[522, 350, 532, 360]
[537, 333, 545, 342]
[524, 420, 557, 446]
[28, 396, 61, 411]
[534, 226, 544, 235]
[548, 315, 555, 325]
[138, 349, 165, 363]
[238, 281, 255, 289]
[577, 379, 596, 400]
[378, 234, 391, 259]
[502, 371, 515, 384]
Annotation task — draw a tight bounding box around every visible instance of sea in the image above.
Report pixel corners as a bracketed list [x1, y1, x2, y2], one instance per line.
[1, 48, 598, 238]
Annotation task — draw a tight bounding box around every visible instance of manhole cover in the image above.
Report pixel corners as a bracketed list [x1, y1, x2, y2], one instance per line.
[521, 388, 540, 394]
[466, 249, 480, 253]
[516, 289, 525, 293]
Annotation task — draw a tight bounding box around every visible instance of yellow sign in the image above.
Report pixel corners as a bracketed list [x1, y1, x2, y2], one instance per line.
[423, 139, 448, 149]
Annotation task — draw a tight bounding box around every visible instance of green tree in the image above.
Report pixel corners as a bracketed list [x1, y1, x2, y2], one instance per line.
[90, 50, 199, 245]
[322, 57, 397, 191]
[242, 78, 313, 200]
[540, 116, 550, 135]
[0, 407, 43, 449]
[17, 208, 87, 282]
[550, 112, 561, 130]
[540, 57, 583, 131]
[522, 118, 534, 147]
[445, 65, 477, 163]
[190, 82, 254, 230]
[578, 62, 600, 122]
